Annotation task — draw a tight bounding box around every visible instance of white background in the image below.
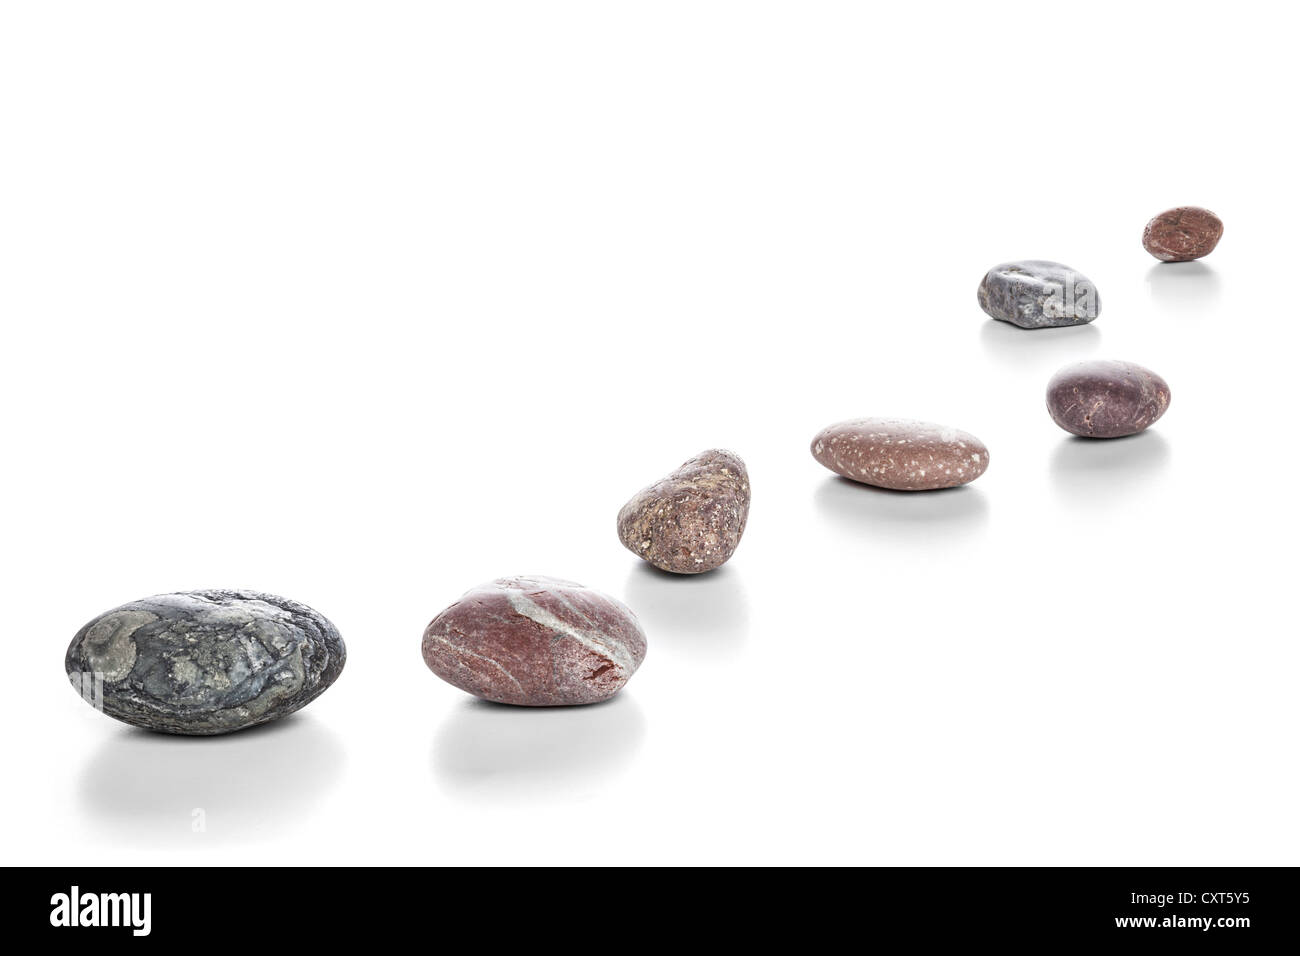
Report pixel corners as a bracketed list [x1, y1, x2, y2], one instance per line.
[2, 2, 1295, 866]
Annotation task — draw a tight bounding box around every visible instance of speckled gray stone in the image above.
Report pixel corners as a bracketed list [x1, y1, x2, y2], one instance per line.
[977, 260, 1100, 329]
[65, 590, 346, 735]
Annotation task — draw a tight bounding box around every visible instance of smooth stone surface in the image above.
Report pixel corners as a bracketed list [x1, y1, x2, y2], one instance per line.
[1046, 360, 1171, 438]
[617, 449, 750, 574]
[977, 260, 1100, 328]
[422, 576, 646, 706]
[1143, 206, 1223, 262]
[810, 418, 989, 490]
[65, 590, 346, 735]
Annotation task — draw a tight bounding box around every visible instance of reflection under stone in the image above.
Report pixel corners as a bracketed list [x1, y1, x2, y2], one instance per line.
[623, 563, 749, 656]
[1049, 431, 1172, 499]
[77, 715, 345, 845]
[432, 694, 646, 802]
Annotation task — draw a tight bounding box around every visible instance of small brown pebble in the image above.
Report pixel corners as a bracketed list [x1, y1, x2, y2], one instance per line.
[1046, 360, 1171, 438]
[617, 449, 749, 574]
[1142, 206, 1223, 262]
[422, 576, 646, 706]
[810, 418, 989, 491]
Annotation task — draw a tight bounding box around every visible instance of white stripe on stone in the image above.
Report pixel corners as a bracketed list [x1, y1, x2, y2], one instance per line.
[506, 591, 633, 675]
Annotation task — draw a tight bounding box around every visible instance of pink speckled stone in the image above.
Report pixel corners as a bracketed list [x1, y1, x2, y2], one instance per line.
[617, 449, 750, 574]
[421, 576, 647, 706]
[811, 418, 989, 490]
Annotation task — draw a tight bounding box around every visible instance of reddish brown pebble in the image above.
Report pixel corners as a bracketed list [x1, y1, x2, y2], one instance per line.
[1142, 206, 1223, 262]
[617, 449, 750, 574]
[422, 576, 646, 706]
[1046, 360, 1171, 438]
[810, 418, 989, 491]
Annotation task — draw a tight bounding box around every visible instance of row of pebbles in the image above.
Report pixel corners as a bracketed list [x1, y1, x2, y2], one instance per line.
[64, 207, 1216, 729]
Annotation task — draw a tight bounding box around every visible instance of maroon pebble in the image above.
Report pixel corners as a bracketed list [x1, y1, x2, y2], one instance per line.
[1142, 206, 1223, 262]
[1046, 360, 1171, 438]
[421, 576, 646, 706]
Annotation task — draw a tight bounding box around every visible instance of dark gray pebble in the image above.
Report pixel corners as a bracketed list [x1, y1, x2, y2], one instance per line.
[65, 589, 346, 735]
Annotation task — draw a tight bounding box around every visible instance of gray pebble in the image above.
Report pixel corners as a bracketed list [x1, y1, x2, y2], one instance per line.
[978, 260, 1100, 329]
[65, 589, 346, 735]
